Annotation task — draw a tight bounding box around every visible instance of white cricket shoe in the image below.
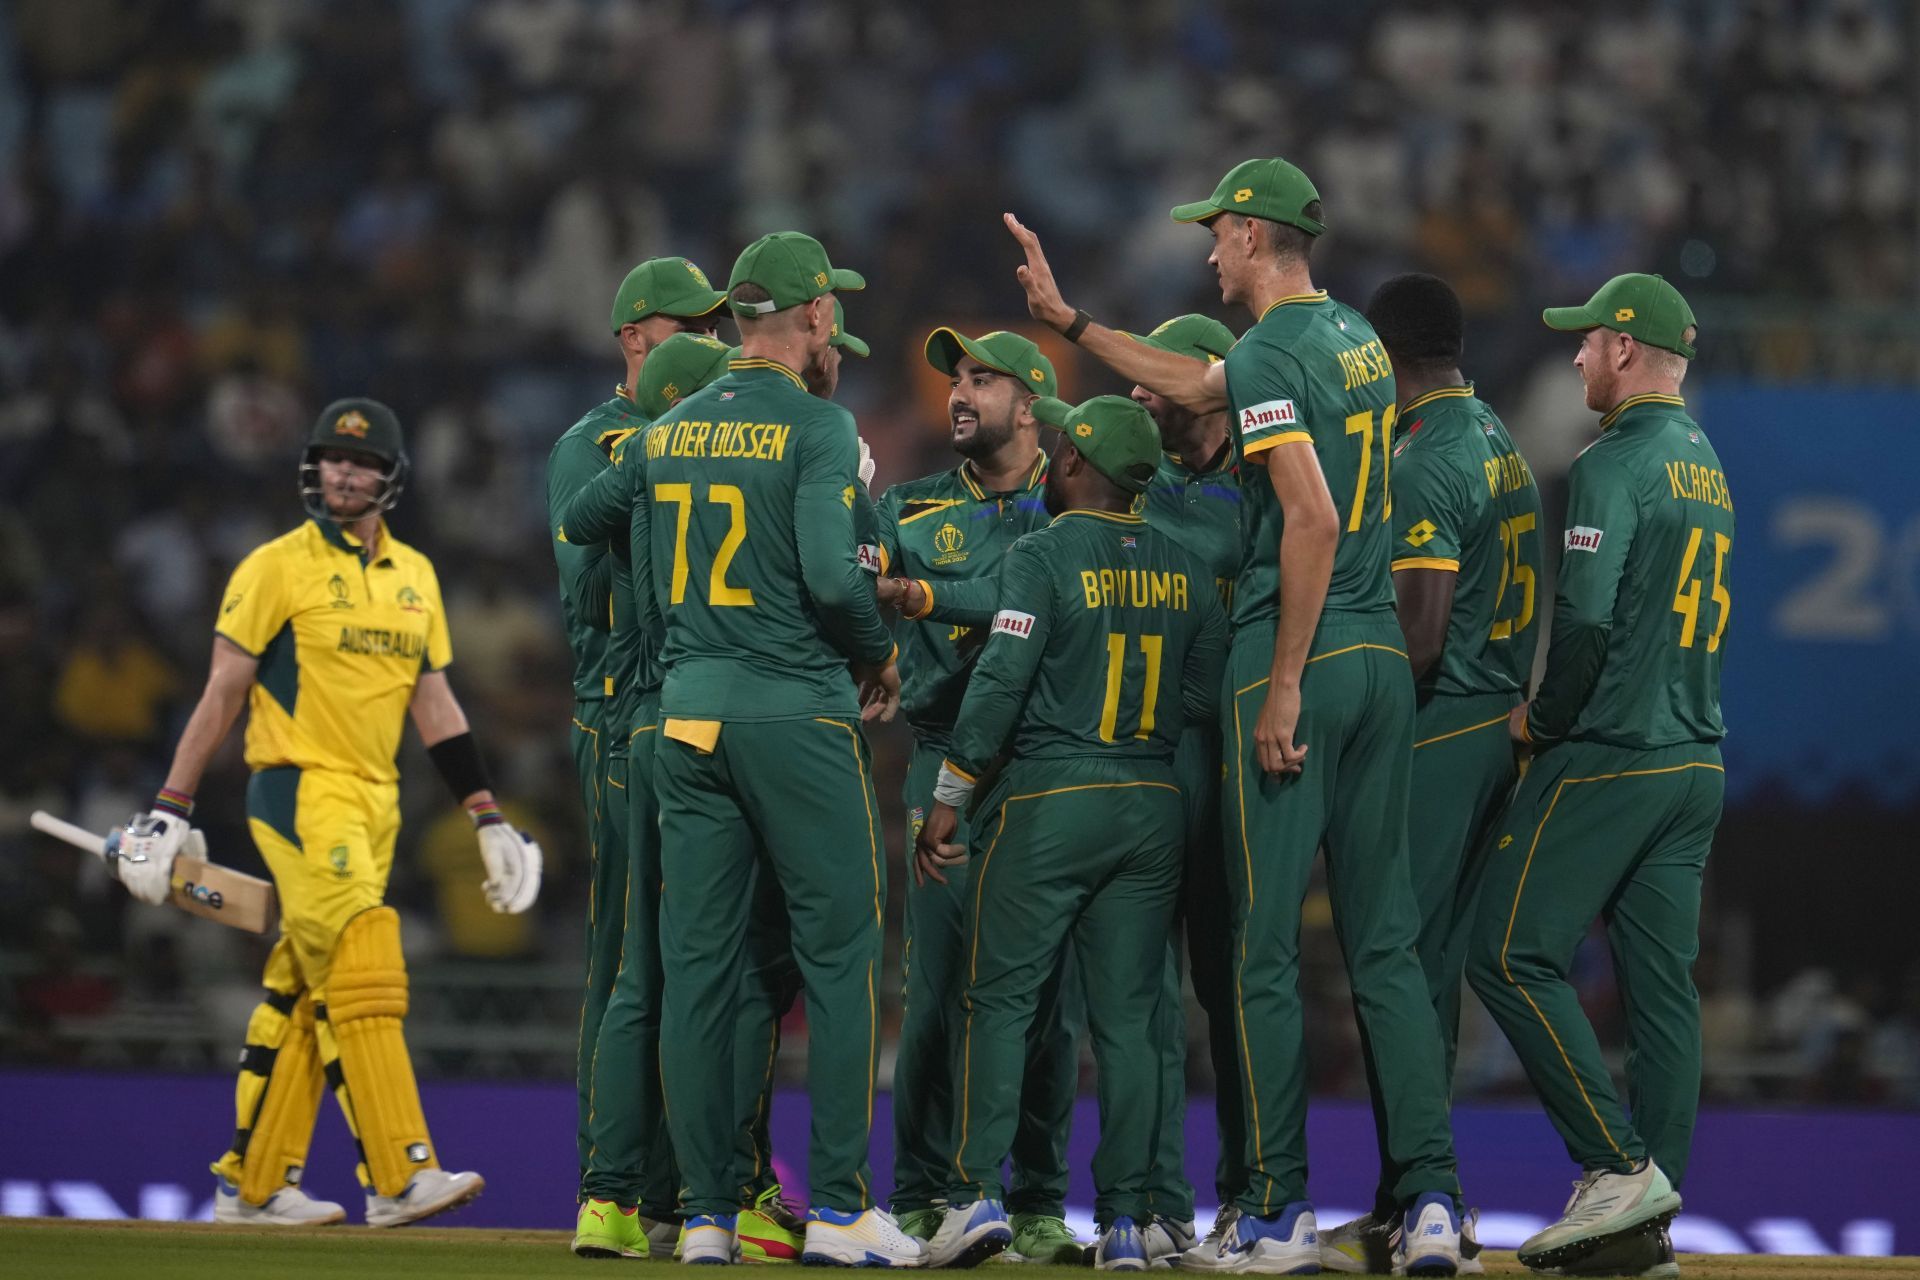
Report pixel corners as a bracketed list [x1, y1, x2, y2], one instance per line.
[1318, 1210, 1392, 1273]
[1392, 1193, 1459, 1276]
[1140, 1216, 1194, 1268]
[804, 1206, 928, 1268]
[213, 1177, 346, 1226]
[1517, 1162, 1680, 1271]
[364, 1167, 485, 1227]
[681, 1213, 739, 1265]
[926, 1199, 1011, 1268]
[1177, 1204, 1242, 1272]
[1455, 1208, 1485, 1276]
[1095, 1216, 1150, 1271]
[1183, 1202, 1320, 1274]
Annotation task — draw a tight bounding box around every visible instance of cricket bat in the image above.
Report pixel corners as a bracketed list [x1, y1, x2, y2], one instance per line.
[30, 810, 279, 935]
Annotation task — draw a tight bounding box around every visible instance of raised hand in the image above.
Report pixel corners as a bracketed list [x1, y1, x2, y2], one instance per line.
[1003, 213, 1076, 331]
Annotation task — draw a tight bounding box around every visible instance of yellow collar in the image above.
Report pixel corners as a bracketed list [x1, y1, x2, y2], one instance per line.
[1400, 384, 1474, 416]
[959, 448, 1049, 501]
[1600, 392, 1686, 431]
[726, 357, 806, 391]
[1050, 509, 1144, 526]
[1258, 290, 1329, 321]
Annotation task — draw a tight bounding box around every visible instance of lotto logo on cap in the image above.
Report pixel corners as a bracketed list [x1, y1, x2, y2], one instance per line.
[1565, 526, 1605, 553]
[1240, 399, 1296, 434]
[992, 609, 1036, 639]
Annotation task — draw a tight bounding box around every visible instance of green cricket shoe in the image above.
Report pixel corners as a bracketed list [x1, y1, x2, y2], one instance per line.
[572, 1197, 646, 1258]
[1003, 1213, 1084, 1264]
[738, 1184, 805, 1263]
[896, 1205, 947, 1242]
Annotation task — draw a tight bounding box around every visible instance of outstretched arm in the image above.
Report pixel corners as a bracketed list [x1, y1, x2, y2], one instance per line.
[1004, 213, 1228, 413]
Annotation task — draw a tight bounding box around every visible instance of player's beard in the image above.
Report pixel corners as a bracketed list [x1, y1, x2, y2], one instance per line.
[953, 407, 1015, 460]
[1151, 401, 1197, 455]
[1042, 465, 1068, 517]
[1582, 364, 1614, 414]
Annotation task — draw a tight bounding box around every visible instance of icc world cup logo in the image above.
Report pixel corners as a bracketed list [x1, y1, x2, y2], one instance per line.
[933, 523, 965, 556]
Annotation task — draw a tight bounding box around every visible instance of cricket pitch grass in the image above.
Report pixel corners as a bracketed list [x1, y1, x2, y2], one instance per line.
[3, 1219, 1917, 1280]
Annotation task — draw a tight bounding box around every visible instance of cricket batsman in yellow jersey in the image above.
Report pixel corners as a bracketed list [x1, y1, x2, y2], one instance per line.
[115, 399, 543, 1227]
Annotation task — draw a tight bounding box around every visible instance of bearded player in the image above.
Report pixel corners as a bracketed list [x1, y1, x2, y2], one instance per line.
[873, 328, 1085, 1263]
[114, 399, 541, 1227]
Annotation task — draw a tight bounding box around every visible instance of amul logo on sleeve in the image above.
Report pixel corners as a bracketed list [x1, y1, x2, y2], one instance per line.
[1565, 526, 1605, 553]
[1239, 399, 1296, 435]
[991, 609, 1036, 639]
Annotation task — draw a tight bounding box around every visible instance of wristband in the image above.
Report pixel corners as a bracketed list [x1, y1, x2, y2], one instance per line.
[901, 579, 935, 621]
[428, 731, 493, 803]
[1062, 309, 1093, 343]
[467, 800, 506, 829]
[153, 787, 194, 820]
[933, 761, 976, 809]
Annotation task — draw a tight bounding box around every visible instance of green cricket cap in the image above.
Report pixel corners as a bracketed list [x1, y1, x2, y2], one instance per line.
[923, 328, 1057, 397]
[632, 333, 735, 420]
[1125, 313, 1238, 364]
[1171, 157, 1324, 235]
[831, 298, 869, 358]
[1031, 394, 1162, 495]
[308, 397, 404, 464]
[1543, 273, 1697, 360]
[610, 256, 727, 333]
[728, 232, 865, 316]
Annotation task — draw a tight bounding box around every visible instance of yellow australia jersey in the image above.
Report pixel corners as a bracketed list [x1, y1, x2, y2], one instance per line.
[215, 518, 452, 783]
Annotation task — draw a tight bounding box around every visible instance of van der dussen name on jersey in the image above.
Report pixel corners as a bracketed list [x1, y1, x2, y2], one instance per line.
[645, 419, 792, 462]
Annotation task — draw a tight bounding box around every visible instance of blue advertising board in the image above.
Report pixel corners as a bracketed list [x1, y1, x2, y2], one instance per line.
[1, 1070, 1908, 1258]
[1700, 384, 1920, 803]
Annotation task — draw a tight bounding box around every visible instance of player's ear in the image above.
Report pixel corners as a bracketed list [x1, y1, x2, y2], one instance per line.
[1014, 392, 1038, 430]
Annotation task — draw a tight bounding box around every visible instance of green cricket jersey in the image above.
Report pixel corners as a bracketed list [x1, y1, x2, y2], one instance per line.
[1525, 393, 1732, 749]
[642, 358, 893, 721]
[558, 430, 666, 728]
[1387, 385, 1544, 698]
[875, 452, 1050, 747]
[548, 394, 648, 700]
[1225, 291, 1397, 632]
[1139, 437, 1242, 611]
[945, 510, 1228, 778]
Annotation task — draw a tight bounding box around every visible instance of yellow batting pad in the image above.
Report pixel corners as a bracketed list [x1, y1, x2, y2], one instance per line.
[211, 939, 326, 1203]
[234, 992, 325, 1203]
[326, 906, 437, 1196]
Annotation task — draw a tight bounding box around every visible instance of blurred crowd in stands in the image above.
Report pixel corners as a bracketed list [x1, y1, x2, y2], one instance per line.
[1, 0, 1915, 1103]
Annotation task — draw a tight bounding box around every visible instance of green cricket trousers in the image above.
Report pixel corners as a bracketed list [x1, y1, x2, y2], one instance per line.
[1467, 738, 1723, 1188]
[892, 738, 1079, 1218]
[1224, 617, 1460, 1215]
[571, 698, 626, 1184]
[947, 756, 1184, 1226]
[658, 716, 887, 1216]
[1357, 689, 1518, 1217]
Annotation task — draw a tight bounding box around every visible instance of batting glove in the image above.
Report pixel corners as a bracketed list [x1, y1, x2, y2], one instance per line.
[117, 809, 190, 905]
[470, 802, 542, 914]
